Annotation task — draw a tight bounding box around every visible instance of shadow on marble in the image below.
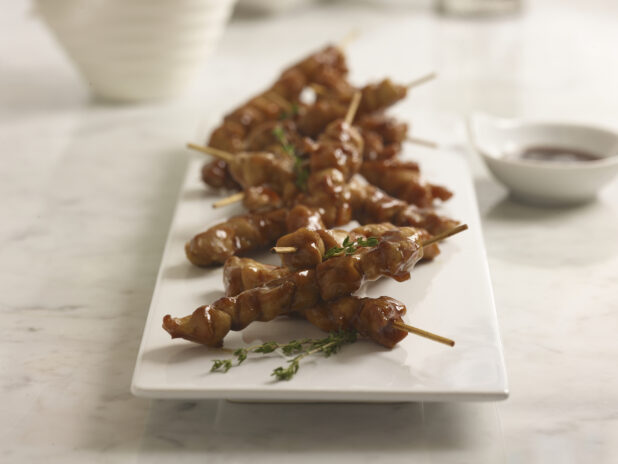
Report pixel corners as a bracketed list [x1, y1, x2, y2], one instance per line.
[475, 178, 618, 267]
[484, 194, 614, 224]
[475, 178, 617, 222]
[136, 400, 504, 463]
[1, 65, 180, 120]
[141, 344, 211, 366]
[1, 67, 89, 118]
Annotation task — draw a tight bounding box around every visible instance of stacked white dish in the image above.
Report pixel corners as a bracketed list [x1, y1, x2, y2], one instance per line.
[36, 0, 237, 101]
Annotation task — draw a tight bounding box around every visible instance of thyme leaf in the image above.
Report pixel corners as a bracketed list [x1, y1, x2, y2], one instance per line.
[272, 126, 309, 191]
[323, 236, 379, 260]
[211, 341, 283, 372]
[278, 102, 300, 121]
[211, 359, 233, 373]
[271, 330, 357, 381]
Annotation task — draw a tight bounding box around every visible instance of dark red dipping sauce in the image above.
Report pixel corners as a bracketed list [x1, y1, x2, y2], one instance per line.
[508, 146, 604, 163]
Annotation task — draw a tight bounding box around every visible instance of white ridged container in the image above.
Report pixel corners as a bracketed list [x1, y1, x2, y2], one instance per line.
[236, 0, 310, 14]
[35, 0, 237, 102]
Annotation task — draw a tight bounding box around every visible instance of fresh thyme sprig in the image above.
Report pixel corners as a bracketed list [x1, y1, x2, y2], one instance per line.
[323, 236, 380, 260]
[272, 126, 309, 191]
[272, 330, 357, 380]
[211, 341, 287, 373]
[210, 330, 357, 381]
[272, 126, 294, 156]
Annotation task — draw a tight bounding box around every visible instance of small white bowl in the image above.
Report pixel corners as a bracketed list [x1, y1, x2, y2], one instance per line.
[467, 113, 618, 205]
[35, 0, 236, 102]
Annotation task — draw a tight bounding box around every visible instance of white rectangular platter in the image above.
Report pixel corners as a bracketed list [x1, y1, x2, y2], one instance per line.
[132, 149, 508, 402]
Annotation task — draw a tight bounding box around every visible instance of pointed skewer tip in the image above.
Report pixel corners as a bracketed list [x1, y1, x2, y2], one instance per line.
[212, 192, 245, 209]
[422, 224, 468, 247]
[392, 321, 455, 347]
[407, 72, 438, 90]
[186, 143, 234, 163]
[407, 136, 438, 149]
[337, 29, 361, 51]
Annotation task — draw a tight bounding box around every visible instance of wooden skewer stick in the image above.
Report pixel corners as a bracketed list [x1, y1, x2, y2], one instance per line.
[344, 91, 362, 125]
[392, 321, 455, 347]
[187, 143, 234, 163]
[422, 224, 468, 247]
[338, 29, 361, 51]
[211, 191, 245, 208]
[407, 136, 438, 149]
[407, 72, 437, 90]
[213, 192, 245, 209]
[270, 246, 297, 254]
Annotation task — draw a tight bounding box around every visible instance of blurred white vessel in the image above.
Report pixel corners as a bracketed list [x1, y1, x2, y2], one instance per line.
[35, 0, 237, 102]
[236, 0, 311, 15]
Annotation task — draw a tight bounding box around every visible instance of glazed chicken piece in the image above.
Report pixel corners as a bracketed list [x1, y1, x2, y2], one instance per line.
[356, 113, 408, 161]
[185, 205, 324, 267]
[358, 79, 408, 115]
[164, 295, 409, 350]
[244, 119, 308, 156]
[360, 159, 453, 208]
[227, 151, 296, 191]
[296, 100, 348, 139]
[308, 119, 364, 180]
[223, 257, 291, 297]
[349, 178, 459, 236]
[297, 79, 409, 139]
[305, 296, 408, 349]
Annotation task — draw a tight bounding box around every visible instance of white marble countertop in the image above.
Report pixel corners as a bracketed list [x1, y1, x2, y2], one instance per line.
[1, 1, 617, 462]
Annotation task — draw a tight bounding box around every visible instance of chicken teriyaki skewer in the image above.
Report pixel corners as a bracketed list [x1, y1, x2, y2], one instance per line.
[222, 223, 442, 296]
[271, 223, 442, 271]
[222, 222, 457, 297]
[222, 254, 456, 345]
[165, 225, 465, 347]
[185, 179, 459, 268]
